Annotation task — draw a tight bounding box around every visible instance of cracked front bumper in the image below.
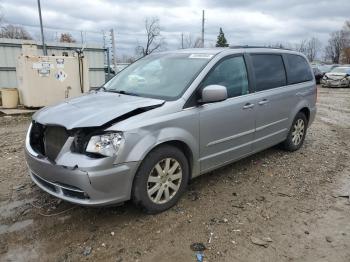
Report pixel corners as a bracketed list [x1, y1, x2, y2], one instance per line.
[321, 80, 350, 87]
[25, 145, 140, 206]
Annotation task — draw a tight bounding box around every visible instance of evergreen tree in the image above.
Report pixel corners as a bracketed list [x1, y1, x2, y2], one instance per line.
[216, 28, 229, 47]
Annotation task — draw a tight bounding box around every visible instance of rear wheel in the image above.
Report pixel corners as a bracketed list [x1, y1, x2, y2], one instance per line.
[132, 145, 189, 214]
[281, 112, 307, 151]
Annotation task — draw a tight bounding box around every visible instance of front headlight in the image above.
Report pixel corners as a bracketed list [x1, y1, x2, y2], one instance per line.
[86, 132, 123, 157]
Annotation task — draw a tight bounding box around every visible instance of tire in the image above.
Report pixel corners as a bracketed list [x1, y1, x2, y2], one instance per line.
[281, 112, 308, 151]
[132, 145, 189, 214]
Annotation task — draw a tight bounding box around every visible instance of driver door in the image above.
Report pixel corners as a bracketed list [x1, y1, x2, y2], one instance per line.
[199, 55, 256, 172]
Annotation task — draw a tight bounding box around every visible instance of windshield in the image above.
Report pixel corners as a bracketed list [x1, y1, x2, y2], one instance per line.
[103, 53, 213, 100]
[330, 67, 350, 74]
[312, 67, 320, 73]
[319, 65, 333, 72]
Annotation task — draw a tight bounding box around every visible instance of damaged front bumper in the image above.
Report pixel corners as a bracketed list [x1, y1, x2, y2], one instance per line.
[321, 79, 350, 88]
[25, 137, 139, 206]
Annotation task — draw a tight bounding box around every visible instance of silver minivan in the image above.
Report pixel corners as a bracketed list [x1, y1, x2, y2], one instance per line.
[25, 47, 317, 213]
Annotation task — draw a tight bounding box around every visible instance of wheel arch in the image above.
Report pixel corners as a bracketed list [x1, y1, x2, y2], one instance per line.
[287, 101, 311, 131]
[140, 139, 195, 182]
[299, 107, 310, 123]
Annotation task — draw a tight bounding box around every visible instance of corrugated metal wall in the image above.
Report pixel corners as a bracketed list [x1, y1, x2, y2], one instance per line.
[0, 38, 106, 89]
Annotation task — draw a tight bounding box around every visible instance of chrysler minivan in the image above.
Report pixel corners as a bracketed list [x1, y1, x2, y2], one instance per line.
[25, 47, 316, 213]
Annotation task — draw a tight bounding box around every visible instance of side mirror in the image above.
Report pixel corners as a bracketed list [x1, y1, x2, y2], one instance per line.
[201, 85, 228, 103]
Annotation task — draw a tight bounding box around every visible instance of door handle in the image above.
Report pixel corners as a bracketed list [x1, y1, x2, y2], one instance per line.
[296, 91, 308, 97]
[243, 103, 255, 109]
[258, 99, 269, 105]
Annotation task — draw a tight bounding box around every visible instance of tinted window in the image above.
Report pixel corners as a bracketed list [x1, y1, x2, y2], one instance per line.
[202, 56, 249, 98]
[285, 54, 313, 84]
[251, 54, 286, 91]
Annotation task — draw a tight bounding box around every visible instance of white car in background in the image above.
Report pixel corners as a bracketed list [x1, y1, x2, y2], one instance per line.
[321, 66, 350, 88]
[318, 64, 339, 75]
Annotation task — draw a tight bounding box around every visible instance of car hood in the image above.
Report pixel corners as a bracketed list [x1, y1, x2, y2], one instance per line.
[33, 91, 165, 129]
[324, 73, 348, 80]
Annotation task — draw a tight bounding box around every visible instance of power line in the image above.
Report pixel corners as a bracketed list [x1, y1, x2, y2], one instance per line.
[4, 21, 105, 35]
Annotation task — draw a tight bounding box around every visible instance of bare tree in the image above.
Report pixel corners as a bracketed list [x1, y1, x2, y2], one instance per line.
[324, 30, 346, 63]
[0, 24, 32, 40]
[268, 42, 289, 49]
[294, 37, 322, 61]
[59, 33, 76, 43]
[306, 37, 321, 62]
[294, 39, 308, 55]
[0, 5, 3, 24]
[137, 17, 164, 57]
[181, 33, 202, 48]
[121, 54, 136, 63]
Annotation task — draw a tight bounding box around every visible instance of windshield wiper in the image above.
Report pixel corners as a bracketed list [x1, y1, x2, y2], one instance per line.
[108, 90, 139, 96]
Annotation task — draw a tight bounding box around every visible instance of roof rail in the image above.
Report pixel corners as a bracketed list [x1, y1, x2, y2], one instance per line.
[229, 45, 291, 51]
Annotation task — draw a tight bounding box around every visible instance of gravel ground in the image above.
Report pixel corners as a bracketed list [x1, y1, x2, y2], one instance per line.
[0, 86, 350, 262]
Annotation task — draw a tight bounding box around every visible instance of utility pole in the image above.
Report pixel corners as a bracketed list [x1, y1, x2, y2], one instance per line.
[37, 0, 47, 55]
[106, 47, 111, 80]
[102, 30, 106, 48]
[80, 31, 84, 45]
[181, 33, 184, 49]
[201, 10, 205, 48]
[102, 30, 110, 81]
[110, 28, 117, 73]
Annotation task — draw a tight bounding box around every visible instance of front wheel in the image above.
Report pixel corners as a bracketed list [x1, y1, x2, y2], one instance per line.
[132, 145, 189, 214]
[281, 112, 308, 151]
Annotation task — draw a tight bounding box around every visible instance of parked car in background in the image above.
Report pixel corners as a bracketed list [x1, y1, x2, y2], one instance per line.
[312, 67, 323, 84]
[25, 47, 316, 213]
[321, 66, 350, 88]
[318, 64, 339, 75]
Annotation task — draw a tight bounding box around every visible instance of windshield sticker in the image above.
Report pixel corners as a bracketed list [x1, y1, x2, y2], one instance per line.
[189, 54, 214, 59]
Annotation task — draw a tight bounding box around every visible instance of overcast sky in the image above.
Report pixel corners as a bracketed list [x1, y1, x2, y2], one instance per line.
[1, 0, 349, 58]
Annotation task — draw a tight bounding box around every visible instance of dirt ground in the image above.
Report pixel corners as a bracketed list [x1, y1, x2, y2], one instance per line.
[0, 86, 350, 262]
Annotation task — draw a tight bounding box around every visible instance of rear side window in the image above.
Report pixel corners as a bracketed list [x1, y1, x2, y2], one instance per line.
[285, 54, 313, 84]
[251, 54, 286, 92]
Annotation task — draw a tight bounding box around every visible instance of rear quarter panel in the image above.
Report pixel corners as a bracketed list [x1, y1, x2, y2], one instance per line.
[286, 81, 317, 129]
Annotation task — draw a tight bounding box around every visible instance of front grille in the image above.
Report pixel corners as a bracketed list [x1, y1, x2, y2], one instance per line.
[32, 173, 89, 200]
[62, 188, 89, 199]
[55, 182, 89, 200]
[30, 122, 45, 155]
[33, 173, 57, 192]
[44, 126, 69, 161]
[30, 122, 69, 161]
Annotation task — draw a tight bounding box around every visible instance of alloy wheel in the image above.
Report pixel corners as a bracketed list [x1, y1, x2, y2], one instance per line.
[147, 158, 182, 204]
[291, 119, 305, 146]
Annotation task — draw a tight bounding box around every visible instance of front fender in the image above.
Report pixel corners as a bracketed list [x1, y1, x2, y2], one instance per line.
[117, 127, 200, 177]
